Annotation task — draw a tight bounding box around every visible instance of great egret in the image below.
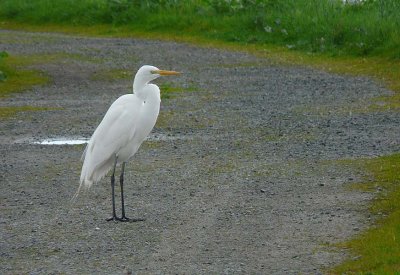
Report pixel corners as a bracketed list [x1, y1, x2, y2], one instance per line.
[75, 65, 180, 222]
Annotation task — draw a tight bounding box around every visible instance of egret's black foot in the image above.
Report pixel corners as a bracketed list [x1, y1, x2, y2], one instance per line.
[106, 215, 120, 222]
[118, 216, 145, 223]
[106, 215, 145, 222]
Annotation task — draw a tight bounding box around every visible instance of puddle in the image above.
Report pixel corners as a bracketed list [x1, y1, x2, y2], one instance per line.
[34, 138, 89, 145]
[18, 133, 191, 146]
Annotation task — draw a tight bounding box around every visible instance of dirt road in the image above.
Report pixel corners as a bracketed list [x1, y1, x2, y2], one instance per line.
[1, 30, 399, 274]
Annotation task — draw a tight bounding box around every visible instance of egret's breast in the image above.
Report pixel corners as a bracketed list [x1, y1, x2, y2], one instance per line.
[116, 92, 160, 162]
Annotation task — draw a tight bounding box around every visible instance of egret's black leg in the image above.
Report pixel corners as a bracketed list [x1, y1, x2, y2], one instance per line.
[120, 162, 128, 220]
[106, 158, 119, 221]
[117, 163, 145, 223]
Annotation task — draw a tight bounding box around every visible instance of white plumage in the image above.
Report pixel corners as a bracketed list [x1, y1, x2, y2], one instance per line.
[74, 65, 180, 221]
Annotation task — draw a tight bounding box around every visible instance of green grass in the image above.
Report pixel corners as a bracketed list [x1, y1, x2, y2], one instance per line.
[331, 154, 400, 273]
[90, 71, 198, 99]
[0, 51, 90, 98]
[0, 106, 57, 119]
[0, 0, 399, 59]
[0, 51, 106, 118]
[0, 52, 48, 98]
[159, 82, 198, 99]
[298, 55, 400, 110]
[90, 68, 132, 81]
[1, 1, 399, 107]
[0, 52, 62, 118]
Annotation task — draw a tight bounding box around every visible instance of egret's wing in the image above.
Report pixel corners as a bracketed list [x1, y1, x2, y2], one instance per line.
[80, 95, 138, 185]
[88, 95, 137, 161]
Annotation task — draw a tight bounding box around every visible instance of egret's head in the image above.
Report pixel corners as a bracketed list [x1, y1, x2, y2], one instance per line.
[135, 65, 180, 84]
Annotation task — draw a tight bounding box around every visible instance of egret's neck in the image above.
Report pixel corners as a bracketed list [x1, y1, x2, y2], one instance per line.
[133, 83, 160, 103]
[133, 77, 147, 95]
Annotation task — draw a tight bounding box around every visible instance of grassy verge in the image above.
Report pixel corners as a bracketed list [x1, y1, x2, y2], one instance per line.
[0, 0, 399, 58]
[1, 1, 398, 101]
[274, 52, 400, 110]
[331, 154, 400, 273]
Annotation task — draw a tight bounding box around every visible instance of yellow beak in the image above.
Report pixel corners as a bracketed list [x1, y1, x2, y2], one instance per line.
[151, 69, 181, 76]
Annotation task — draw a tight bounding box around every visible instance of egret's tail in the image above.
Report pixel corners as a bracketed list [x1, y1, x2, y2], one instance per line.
[72, 144, 95, 202]
[71, 182, 93, 202]
[71, 175, 94, 202]
[72, 146, 114, 202]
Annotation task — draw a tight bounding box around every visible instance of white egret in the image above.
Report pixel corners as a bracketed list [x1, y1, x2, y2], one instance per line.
[75, 65, 180, 222]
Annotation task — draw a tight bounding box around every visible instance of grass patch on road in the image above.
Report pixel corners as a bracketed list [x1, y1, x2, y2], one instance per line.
[0, 51, 88, 98]
[91, 68, 132, 82]
[331, 154, 400, 273]
[1, 51, 104, 98]
[0, 52, 72, 118]
[0, 106, 56, 119]
[159, 82, 198, 99]
[0, 51, 48, 98]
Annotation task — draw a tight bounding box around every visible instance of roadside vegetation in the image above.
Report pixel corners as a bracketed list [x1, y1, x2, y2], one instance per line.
[333, 154, 400, 273]
[0, 0, 399, 59]
[0, 0, 399, 272]
[1, 0, 399, 99]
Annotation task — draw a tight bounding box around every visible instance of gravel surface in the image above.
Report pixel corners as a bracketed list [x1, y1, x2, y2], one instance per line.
[1, 30, 399, 274]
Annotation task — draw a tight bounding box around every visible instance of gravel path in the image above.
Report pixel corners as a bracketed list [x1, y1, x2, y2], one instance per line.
[1, 30, 399, 274]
